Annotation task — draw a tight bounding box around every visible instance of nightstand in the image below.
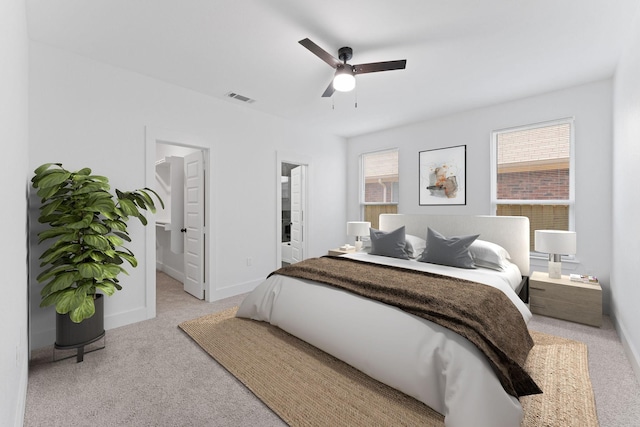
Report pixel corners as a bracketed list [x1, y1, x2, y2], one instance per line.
[529, 271, 602, 327]
[328, 248, 355, 256]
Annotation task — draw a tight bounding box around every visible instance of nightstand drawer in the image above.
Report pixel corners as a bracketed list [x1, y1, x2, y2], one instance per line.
[529, 280, 601, 306]
[529, 271, 602, 327]
[530, 295, 602, 327]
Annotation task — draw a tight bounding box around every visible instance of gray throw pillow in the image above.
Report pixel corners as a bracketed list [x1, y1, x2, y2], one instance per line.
[370, 226, 410, 260]
[418, 227, 479, 268]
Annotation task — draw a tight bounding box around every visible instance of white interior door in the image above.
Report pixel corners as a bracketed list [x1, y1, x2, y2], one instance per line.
[183, 150, 205, 299]
[290, 166, 305, 263]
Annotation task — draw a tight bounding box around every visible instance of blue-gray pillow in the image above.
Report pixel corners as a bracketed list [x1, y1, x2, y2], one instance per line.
[418, 227, 479, 268]
[369, 226, 410, 260]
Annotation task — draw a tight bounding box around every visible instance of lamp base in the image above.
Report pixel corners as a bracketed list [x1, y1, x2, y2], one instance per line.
[355, 241, 363, 251]
[548, 260, 562, 279]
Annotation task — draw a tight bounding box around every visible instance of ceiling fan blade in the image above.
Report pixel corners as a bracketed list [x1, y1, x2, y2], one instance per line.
[354, 60, 407, 74]
[299, 38, 341, 68]
[321, 80, 335, 97]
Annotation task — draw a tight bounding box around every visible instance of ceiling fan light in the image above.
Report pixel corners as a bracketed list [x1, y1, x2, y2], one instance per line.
[333, 68, 356, 92]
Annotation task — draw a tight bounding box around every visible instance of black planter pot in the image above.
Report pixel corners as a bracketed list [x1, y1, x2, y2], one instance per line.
[55, 294, 105, 361]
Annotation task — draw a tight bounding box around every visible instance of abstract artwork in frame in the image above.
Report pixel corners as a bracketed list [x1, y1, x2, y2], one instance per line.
[419, 145, 466, 205]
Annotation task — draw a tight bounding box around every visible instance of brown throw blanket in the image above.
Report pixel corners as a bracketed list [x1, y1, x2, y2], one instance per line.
[270, 256, 541, 397]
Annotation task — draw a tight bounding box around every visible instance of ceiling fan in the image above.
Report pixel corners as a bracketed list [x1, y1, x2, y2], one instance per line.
[299, 38, 407, 98]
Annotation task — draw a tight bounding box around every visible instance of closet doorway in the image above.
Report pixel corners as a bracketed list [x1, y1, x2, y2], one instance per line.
[277, 152, 310, 267]
[145, 128, 211, 318]
[155, 143, 206, 299]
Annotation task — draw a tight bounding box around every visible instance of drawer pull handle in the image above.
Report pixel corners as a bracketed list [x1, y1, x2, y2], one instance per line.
[530, 287, 545, 291]
[530, 304, 545, 308]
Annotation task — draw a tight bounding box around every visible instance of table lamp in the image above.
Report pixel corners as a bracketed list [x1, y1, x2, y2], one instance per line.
[534, 230, 576, 279]
[347, 221, 371, 251]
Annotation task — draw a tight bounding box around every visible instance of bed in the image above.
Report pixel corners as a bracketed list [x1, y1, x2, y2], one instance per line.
[237, 214, 536, 427]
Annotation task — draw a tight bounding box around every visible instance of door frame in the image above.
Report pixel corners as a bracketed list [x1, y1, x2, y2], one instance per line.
[145, 127, 213, 319]
[276, 151, 310, 267]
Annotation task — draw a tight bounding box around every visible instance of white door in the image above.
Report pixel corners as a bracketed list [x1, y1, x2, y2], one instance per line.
[183, 150, 205, 299]
[290, 166, 305, 263]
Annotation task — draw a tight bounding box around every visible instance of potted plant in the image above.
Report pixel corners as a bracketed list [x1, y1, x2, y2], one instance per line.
[31, 163, 163, 354]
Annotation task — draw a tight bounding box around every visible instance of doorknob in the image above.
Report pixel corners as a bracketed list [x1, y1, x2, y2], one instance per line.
[181, 228, 187, 233]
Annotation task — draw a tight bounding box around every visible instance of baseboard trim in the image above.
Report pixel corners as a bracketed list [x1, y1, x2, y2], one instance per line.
[612, 309, 640, 383]
[209, 278, 262, 302]
[14, 359, 27, 427]
[156, 262, 184, 283]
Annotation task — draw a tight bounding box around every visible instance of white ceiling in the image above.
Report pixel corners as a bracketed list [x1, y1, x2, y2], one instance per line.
[26, 0, 640, 138]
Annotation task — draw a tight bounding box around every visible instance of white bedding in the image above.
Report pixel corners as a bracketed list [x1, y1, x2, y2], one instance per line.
[237, 253, 532, 427]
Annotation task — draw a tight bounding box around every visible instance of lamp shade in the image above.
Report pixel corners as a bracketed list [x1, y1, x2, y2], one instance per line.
[347, 221, 371, 237]
[534, 230, 576, 255]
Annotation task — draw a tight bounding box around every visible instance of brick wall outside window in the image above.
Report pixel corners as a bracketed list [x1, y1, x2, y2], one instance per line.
[498, 169, 569, 200]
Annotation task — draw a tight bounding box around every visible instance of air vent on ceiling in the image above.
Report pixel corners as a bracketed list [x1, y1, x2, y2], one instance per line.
[225, 92, 256, 104]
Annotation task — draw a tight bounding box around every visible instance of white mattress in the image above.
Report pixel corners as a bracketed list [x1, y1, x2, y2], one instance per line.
[237, 254, 531, 427]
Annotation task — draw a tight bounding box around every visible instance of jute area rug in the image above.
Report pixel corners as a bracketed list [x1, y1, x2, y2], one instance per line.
[179, 307, 598, 427]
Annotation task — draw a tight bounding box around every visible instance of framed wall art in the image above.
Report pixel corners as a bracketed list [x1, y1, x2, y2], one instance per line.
[419, 145, 466, 205]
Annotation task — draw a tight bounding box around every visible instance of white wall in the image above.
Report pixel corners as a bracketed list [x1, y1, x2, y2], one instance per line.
[347, 80, 613, 313]
[28, 42, 347, 349]
[612, 8, 640, 379]
[0, 0, 29, 425]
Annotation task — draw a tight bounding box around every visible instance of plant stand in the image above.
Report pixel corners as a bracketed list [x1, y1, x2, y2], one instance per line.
[53, 332, 106, 363]
[52, 294, 106, 363]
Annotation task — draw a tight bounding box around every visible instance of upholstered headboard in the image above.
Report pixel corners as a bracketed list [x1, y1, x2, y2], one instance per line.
[379, 214, 530, 274]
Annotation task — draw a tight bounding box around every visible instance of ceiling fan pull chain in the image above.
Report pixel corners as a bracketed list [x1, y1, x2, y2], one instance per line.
[355, 86, 358, 108]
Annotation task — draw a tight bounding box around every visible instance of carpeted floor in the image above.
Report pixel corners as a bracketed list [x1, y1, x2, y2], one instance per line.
[24, 271, 640, 426]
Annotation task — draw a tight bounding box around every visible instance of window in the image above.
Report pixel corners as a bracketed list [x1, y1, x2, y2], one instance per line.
[361, 149, 399, 229]
[491, 119, 574, 252]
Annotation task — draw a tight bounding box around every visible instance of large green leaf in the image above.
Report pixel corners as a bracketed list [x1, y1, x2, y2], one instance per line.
[135, 190, 155, 210]
[89, 223, 110, 235]
[75, 167, 92, 176]
[37, 184, 64, 200]
[37, 227, 73, 243]
[106, 235, 124, 247]
[102, 264, 126, 278]
[116, 251, 137, 268]
[37, 264, 74, 282]
[95, 281, 117, 296]
[83, 234, 111, 251]
[69, 295, 95, 323]
[74, 182, 110, 195]
[118, 198, 139, 217]
[40, 199, 64, 217]
[105, 220, 127, 232]
[40, 290, 63, 308]
[89, 251, 106, 262]
[66, 213, 94, 230]
[54, 288, 88, 318]
[78, 262, 105, 279]
[39, 243, 80, 265]
[86, 198, 116, 215]
[112, 231, 131, 242]
[40, 271, 79, 297]
[33, 163, 60, 177]
[37, 170, 71, 189]
[143, 187, 165, 209]
[136, 213, 148, 226]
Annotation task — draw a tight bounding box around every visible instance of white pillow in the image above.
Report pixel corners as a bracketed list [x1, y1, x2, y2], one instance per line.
[469, 240, 511, 271]
[404, 234, 426, 259]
